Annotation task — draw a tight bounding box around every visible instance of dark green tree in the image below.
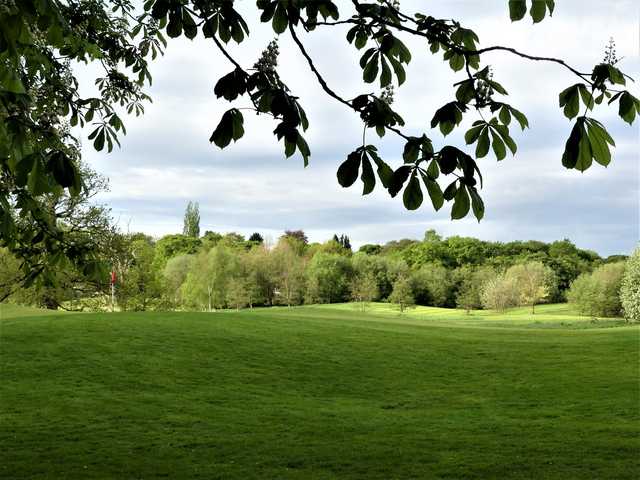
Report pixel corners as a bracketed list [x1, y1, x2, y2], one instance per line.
[248, 232, 264, 244]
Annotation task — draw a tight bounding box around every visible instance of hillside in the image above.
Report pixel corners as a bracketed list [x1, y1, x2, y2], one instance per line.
[1, 305, 638, 479]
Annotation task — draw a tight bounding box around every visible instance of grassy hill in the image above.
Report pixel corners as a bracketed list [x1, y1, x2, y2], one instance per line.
[1, 304, 638, 479]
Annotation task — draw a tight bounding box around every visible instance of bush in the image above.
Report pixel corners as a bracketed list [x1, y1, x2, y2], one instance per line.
[567, 262, 625, 317]
[621, 248, 639, 323]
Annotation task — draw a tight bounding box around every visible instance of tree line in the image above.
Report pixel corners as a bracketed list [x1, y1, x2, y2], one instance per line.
[1, 203, 636, 322]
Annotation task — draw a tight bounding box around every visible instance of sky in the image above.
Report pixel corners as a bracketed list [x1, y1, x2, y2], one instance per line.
[80, 0, 639, 256]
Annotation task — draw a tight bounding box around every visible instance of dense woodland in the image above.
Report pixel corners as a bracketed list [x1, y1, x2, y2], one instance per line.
[1, 194, 637, 320]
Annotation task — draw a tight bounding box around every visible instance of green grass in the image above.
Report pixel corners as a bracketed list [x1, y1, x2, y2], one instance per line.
[1, 304, 638, 479]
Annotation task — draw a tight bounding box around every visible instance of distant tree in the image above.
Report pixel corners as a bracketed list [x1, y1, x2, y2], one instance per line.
[218, 232, 246, 250]
[320, 238, 351, 256]
[506, 261, 556, 314]
[279, 231, 308, 257]
[272, 243, 306, 307]
[305, 253, 353, 304]
[182, 246, 235, 311]
[455, 265, 496, 313]
[350, 272, 379, 311]
[153, 234, 202, 270]
[283, 230, 308, 245]
[182, 202, 201, 238]
[621, 248, 640, 323]
[248, 232, 264, 244]
[162, 254, 194, 307]
[118, 238, 162, 311]
[389, 277, 414, 313]
[410, 263, 452, 307]
[359, 244, 382, 255]
[481, 273, 519, 312]
[568, 262, 626, 318]
[201, 231, 223, 251]
[333, 234, 352, 251]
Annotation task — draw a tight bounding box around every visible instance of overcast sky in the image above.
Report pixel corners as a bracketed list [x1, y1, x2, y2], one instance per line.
[80, 0, 639, 256]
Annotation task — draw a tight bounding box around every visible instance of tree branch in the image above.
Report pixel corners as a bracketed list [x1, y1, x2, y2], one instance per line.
[288, 22, 409, 140]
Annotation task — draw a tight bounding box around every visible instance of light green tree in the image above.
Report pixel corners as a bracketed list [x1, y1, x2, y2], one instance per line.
[481, 273, 519, 312]
[272, 242, 306, 307]
[162, 254, 194, 307]
[182, 246, 235, 311]
[350, 272, 379, 311]
[389, 276, 414, 313]
[621, 248, 640, 323]
[506, 261, 556, 314]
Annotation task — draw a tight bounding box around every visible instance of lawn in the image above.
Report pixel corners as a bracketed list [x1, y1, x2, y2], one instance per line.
[1, 304, 638, 479]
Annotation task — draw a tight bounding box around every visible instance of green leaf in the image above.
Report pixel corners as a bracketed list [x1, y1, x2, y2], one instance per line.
[403, 172, 423, 210]
[388, 56, 406, 86]
[509, 0, 527, 21]
[499, 106, 512, 126]
[94, 129, 105, 151]
[618, 91, 638, 125]
[451, 185, 470, 219]
[420, 172, 444, 211]
[510, 106, 529, 130]
[475, 128, 490, 158]
[443, 181, 458, 201]
[468, 187, 485, 221]
[530, 1, 547, 23]
[337, 150, 362, 187]
[490, 130, 506, 161]
[464, 124, 485, 145]
[272, 4, 288, 34]
[426, 159, 440, 179]
[403, 138, 421, 163]
[575, 123, 592, 172]
[361, 157, 376, 195]
[585, 121, 611, 167]
[578, 85, 595, 111]
[388, 165, 412, 197]
[363, 55, 379, 83]
[493, 125, 517, 154]
[559, 84, 581, 119]
[210, 109, 244, 148]
[380, 56, 392, 87]
[561, 120, 582, 169]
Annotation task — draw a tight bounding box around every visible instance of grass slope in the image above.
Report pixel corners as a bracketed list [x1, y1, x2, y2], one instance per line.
[1, 304, 638, 479]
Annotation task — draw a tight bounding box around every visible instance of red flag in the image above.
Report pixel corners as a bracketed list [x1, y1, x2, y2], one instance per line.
[110, 271, 117, 285]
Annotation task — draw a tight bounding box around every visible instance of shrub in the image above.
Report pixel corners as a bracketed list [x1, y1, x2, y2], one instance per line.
[567, 262, 626, 317]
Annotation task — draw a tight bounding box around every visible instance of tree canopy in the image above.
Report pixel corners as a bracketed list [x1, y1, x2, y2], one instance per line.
[1, 0, 638, 285]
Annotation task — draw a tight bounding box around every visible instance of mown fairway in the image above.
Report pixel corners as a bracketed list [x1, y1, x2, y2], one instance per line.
[1, 304, 638, 479]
